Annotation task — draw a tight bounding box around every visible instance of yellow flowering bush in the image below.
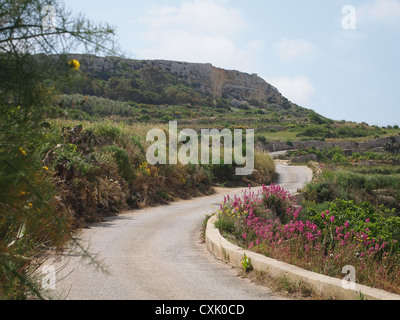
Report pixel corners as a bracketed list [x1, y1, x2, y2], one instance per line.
[68, 59, 80, 71]
[139, 161, 151, 176]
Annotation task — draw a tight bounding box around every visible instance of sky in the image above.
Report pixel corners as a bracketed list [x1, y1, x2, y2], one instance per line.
[62, 0, 400, 126]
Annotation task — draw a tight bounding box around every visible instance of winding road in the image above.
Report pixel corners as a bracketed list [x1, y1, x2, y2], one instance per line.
[48, 162, 312, 300]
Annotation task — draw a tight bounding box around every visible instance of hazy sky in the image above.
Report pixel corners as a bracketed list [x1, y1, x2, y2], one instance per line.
[63, 0, 400, 126]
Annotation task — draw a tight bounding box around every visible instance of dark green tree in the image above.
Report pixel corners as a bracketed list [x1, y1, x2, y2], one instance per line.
[0, 0, 118, 299]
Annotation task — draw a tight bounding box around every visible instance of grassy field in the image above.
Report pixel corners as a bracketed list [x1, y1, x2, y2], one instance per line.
[59, 94, 400, 144]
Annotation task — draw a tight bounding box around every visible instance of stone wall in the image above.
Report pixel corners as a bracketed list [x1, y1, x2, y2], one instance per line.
[260, 135, 400, 153]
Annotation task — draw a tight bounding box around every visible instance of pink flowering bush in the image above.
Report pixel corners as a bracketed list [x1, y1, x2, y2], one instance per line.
[215, 184, 400, 294]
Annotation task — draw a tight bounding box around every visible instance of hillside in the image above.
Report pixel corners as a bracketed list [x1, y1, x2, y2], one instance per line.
[57, 54, 318, 124]
[69, 54, 286, 105]
[54, 54, 400, 145]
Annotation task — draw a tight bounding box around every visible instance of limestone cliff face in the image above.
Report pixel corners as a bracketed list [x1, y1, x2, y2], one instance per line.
[75, 55, 285, 104]
[146, 60, 284, 104]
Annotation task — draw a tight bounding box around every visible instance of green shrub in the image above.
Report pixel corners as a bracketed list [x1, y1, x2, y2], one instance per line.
[90, 122, 124, 143]
[304, 180, 342, 203]
[102, 145, 135, 182]
[305, 199, 400, 252]
[254, 152, 276, 185]
[161, 115, 174, 123]
[59, 94, 137, 118]
[255, 135, 267, 143]
[332, 153, 349, 166]
[214, 218, 235, 235]
[336, 126, 368, 138]
[298, 125, 332, 139]
[52, 143, 99, 181]
[211, 164, 237, 184]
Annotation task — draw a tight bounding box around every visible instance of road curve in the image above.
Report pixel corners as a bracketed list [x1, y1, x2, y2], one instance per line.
[48, 162, 312, 300]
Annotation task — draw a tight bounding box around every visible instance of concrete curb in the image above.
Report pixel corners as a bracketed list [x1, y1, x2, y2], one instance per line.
[206, 215, 400, 300]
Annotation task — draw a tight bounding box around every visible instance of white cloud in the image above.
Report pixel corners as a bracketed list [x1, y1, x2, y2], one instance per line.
[264, 75, 316, 106]
[141, 0, 245, 37]
[136, 0, 261, 72]
[275, 38, 318, 62]
[358, 0, 400, 27]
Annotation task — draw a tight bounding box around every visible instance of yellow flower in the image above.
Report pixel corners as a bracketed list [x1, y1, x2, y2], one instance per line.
[68, 59, 80, 71]
[43, 166, 49, 171]
[19, 147, 27, 156]
[28, 203, 33, 208]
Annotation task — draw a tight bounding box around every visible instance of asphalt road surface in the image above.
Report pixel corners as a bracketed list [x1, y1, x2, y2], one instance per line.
[46, 162, 312, 300]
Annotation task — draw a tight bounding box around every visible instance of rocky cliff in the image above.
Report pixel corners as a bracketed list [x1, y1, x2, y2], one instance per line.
[146, 60, 285, 104]
[73, 55, 286, 105]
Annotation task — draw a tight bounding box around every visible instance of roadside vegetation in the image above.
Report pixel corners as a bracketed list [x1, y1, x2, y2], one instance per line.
[0, 0, 122, 299]
[284, 145, 400, 212]
[35, 119, 276, 227]
[215, 184, 400, 295]
[216, 140, 400, 296]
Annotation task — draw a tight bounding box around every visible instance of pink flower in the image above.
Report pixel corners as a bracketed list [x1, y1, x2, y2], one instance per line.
[306, 232, 315, 241]
[330, 216, 335, 223]
[344, 221, 350, 228]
